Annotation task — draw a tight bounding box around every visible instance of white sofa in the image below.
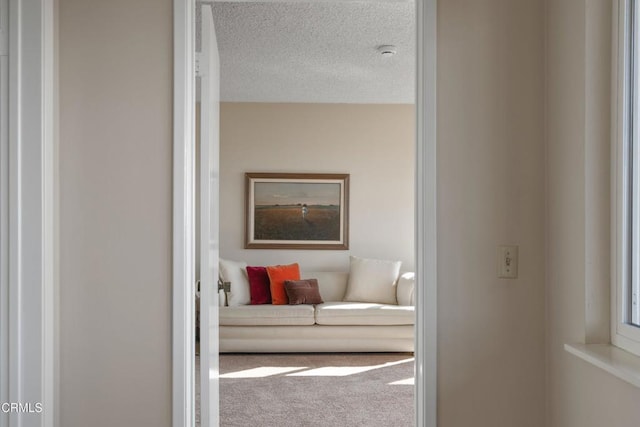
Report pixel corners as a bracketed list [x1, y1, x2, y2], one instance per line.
[219, 271, 415, 353]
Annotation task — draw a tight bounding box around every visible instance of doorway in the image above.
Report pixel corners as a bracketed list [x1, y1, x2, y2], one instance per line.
[213, 1, 416, 424]
[175, 0, 437, 426]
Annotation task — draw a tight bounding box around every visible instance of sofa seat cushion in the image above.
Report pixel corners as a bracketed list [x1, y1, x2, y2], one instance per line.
[315, 302, 415, 326]
[220, 304, 315, 326]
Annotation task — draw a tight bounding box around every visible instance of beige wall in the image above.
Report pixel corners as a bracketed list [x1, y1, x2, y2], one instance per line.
[546, 1, 640, 426]
[58, 0, 173, 426]
[437, 0, 546, 425]
[219, 102, 415, 272]
[55, 1, 640, 427]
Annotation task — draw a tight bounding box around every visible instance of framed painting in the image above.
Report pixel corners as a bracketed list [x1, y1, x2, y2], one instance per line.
[245, 173, 350, 249]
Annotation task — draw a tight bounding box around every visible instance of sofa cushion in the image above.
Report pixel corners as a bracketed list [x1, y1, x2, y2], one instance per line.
[301, 271, 348, 302]
[247, 266, 271, 305]
[219, 325, 415, 353]
[315, 302, 415, 326]
[220, 305, 315, 326]
[266, 263, 300, 305]
[219, 258, 250, 306]
[284, 279, 324, 305]
[396, 272, 415, 306]
[343, 256, 401, 304]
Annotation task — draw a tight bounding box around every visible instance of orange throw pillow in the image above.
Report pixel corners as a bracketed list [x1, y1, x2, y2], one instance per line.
[266, 263, 301, 305]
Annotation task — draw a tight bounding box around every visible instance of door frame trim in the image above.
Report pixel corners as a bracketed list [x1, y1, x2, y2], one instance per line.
[171, 0, 438, 425]
[173, 0, 196, 426]
[2, 0, 57, 426]
[416, 0, 438, 425]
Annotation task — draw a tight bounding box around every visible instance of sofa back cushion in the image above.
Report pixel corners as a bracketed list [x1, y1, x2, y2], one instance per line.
[301, 271, 348, 302]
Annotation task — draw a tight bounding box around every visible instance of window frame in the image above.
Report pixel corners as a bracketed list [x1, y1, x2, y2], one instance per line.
[613, 0, 640, 356]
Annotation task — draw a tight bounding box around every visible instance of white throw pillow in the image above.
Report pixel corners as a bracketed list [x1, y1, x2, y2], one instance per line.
[343, 256, 402, 304]
[219, 258, 250, 306]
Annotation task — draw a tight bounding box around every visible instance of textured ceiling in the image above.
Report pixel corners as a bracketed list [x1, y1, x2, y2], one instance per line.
[211, 2, 416, 104]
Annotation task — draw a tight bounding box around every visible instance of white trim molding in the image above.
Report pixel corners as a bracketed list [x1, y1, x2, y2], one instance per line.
[416, 0, 437, 426]
[565, 343, 640, 389]
[0, 0, 7, 56]
[173, 0, 196, 426]
[3, 0, 56, 426]
[1, 0, 9, 424]
[612, 0, 640, 356]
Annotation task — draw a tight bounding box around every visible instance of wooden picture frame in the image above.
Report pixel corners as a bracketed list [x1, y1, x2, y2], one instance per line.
[245, 173, 349, 249]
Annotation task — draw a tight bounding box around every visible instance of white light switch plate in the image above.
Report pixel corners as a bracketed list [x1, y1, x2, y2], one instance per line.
[498, 245, 518, 279]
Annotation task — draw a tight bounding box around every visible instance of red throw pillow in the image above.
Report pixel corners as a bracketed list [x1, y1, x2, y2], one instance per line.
[246, 266, 271, 305]
[266, 263, 301, 305]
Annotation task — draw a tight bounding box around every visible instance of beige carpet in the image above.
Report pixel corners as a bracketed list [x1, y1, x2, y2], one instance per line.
[218, 353, 415, 427]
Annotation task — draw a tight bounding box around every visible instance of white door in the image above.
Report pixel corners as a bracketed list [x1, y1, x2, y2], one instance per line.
[199, 4, 220, 427]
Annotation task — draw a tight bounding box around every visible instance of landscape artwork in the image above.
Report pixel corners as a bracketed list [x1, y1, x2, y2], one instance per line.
[245, 173, 349, 249]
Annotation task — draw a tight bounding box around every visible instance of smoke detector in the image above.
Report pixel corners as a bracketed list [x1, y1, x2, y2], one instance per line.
[377, 45, 397, 57]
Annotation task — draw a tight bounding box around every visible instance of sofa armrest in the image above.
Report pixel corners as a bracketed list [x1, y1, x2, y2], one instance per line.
[396, 272, 415, 306]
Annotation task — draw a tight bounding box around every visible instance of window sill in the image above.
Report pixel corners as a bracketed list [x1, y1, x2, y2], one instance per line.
[565, 343, 640, 389]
